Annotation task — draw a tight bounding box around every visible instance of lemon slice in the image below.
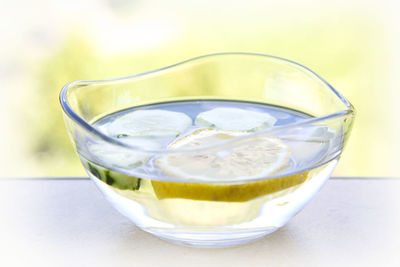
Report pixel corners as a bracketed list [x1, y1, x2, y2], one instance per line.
[151, 172, 309, 202]
[195, 107, 277, 131]
[157, 129, 290, 181]
[106, 109, 192, 137]
[153, 129, 308, 202]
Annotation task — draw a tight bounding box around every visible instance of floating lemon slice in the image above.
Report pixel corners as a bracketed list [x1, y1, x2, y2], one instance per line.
[153, 129, 308, 202]
[106, 109, 192, 137]
[195, 107, 277, 131]
[157, 129, 290, 181]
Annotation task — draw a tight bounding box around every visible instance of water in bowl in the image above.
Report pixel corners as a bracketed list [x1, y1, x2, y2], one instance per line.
[78, 100, 339, 247]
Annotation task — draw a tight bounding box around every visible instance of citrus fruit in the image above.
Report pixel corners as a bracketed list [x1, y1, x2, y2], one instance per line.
[157, 129, 291, 181]
[154, 129, 308, 202]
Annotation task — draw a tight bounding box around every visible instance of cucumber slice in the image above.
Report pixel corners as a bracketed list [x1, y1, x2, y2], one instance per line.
[195, 107, 276, 131]
[279, 125, 336, 168]
[106, 109, 192, 138]
[88, 137, 162, 168]
[87, 162, 141, 190]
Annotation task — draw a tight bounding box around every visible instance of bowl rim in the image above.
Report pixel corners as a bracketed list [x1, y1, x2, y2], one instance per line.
[59, 52, 355, 154]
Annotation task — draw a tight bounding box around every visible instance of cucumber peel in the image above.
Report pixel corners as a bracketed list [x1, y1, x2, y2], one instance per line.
[87, 162, 141, 190]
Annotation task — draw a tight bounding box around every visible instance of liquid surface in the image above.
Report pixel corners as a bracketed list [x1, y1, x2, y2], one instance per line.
[82, 100, 332, 182]
[78, 100, 339, 239]
[96, 100, 309, 127]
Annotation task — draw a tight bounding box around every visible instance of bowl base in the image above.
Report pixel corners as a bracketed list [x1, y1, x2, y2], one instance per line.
[142, 227, 278, 248]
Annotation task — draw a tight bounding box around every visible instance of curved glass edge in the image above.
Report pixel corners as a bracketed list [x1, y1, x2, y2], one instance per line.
[60, 52, 355, 154]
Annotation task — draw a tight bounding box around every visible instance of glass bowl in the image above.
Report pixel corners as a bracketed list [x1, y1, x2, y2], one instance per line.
[60, 52, 355, 248]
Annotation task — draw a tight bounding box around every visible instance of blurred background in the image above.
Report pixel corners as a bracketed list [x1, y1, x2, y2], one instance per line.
[1, 0, 399, 178]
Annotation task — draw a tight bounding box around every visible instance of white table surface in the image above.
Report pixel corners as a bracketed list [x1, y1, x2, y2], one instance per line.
[0, 177, 399, 267]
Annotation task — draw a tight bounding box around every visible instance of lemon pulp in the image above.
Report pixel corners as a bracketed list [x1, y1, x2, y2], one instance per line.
[153, 129, 308, 202]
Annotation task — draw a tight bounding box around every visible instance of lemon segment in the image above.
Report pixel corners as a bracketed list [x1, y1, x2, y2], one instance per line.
[195, 107, 277, 131]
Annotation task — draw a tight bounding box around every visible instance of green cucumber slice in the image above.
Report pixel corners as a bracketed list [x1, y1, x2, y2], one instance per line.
[195, 107, 277, 131]
[106, 109, 192, 138]
[88, 137, 161, 168]
[87, 162, 141, 190]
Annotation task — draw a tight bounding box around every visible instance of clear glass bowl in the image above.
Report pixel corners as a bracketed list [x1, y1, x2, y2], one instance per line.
[60, 52, 355, 248]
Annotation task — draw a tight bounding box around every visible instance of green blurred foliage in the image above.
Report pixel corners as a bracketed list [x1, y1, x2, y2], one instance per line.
[30, 35, 100, 175]
[30, 16, 386, 176]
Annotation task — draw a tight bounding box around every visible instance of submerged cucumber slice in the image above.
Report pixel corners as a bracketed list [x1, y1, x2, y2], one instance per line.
[88, 137, 161, 168]
[87, 162, 141, 190]
[195, 107, 277, 131]
[105, 109, 192, 138]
